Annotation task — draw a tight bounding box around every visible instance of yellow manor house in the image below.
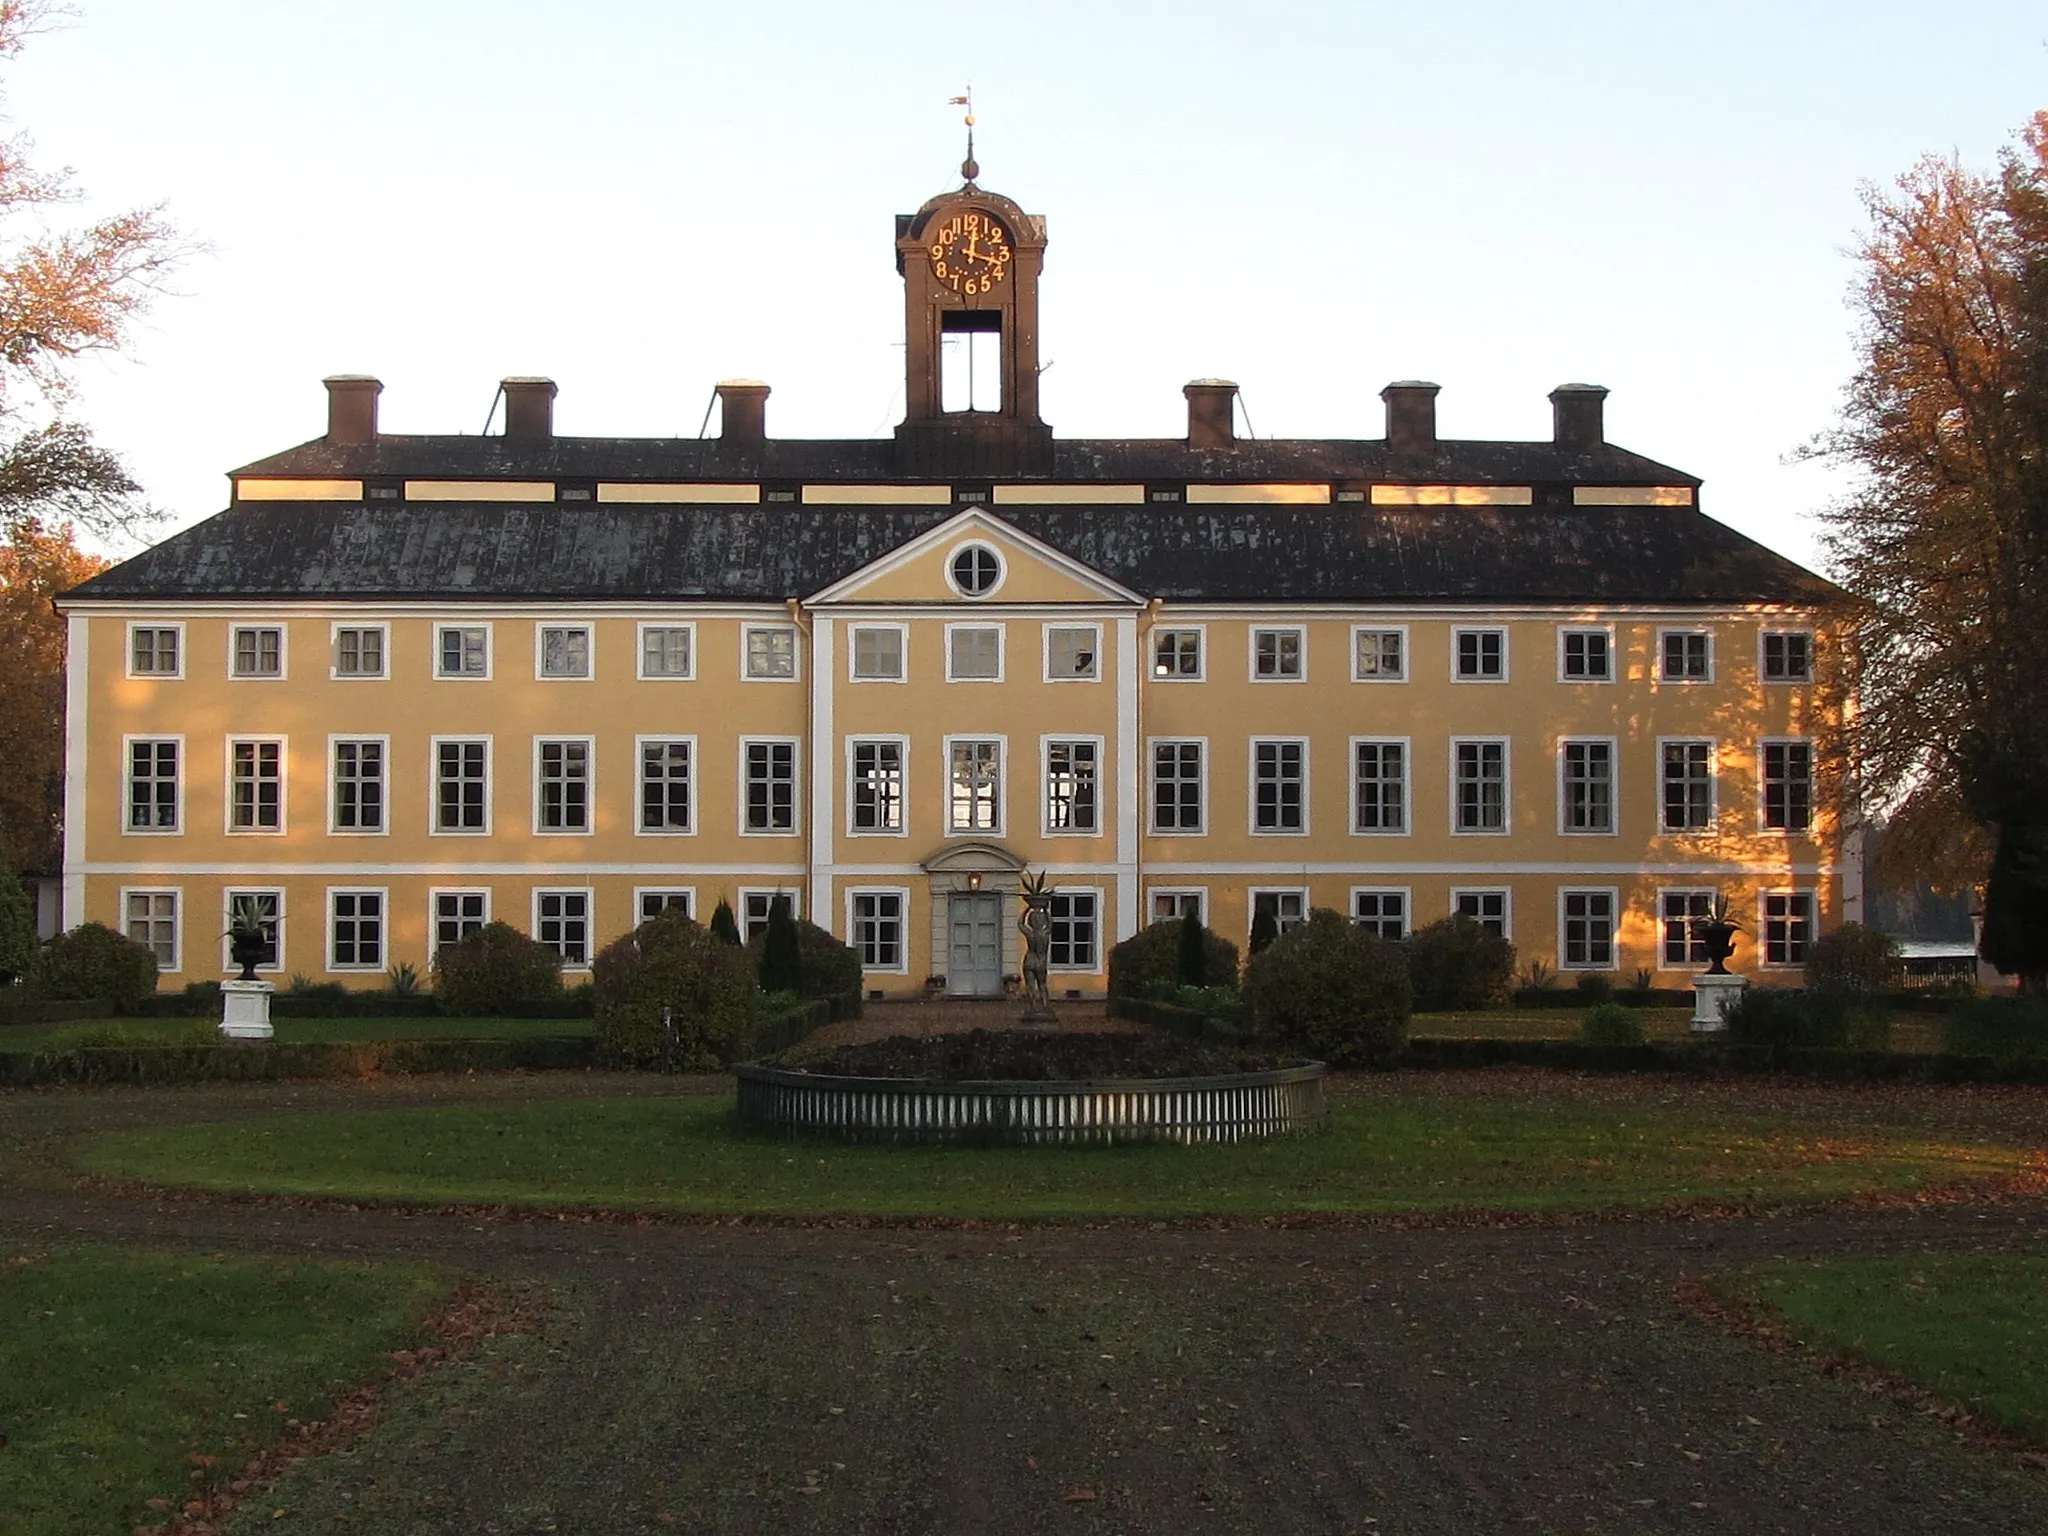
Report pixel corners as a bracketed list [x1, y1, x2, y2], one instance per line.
[56, 172, 1844, 997]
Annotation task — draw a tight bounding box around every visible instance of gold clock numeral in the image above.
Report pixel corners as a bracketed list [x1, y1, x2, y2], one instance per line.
[934, 260, 948, 278]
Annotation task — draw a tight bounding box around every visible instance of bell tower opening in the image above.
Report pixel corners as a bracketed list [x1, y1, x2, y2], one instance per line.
[940, 310, 1004, 413]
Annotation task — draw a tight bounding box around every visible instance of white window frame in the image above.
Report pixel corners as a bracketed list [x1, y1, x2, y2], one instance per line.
[1760, 737, 1815, 834]
[224, 735, 288, 837]
[327, 734, 391, 837]
[1558, 887, 1621, 972]
[1657, 737, 1717, 834]
[1450, 886, 1512, 940]
[123, 734, 184, 836]
[1350, 735, 1410, 836]
[220, 887, 285, 976]
[326, 885, 389, 973]
[125, 621, 184, 680]
[633, 887, 696, 925]
[1761, 889, 1818, 969]
[1250, 887, 1309, 937]
[740, 622, 800, 682]
[1451, 626, 1509, 684]
[1041, 734, 1104, 838]
[634, 735, 696, 837]
[329, 622, 389, 680]
[428, 887, 491, 962]
[533, 735, 596, 836]
[1556, 625, 1616, 684]
[846, 735, 910, 838]
[1042, 622, 1102, 683]
[534, 623, 594, 681]
[1450, 736, 1511, 837]
[1350, 624, 1408, 683]
[121, 886, 181, 973]
[228, 623, 287, 681]
[1150, 624, 1206, 682]
[1350, 886, 1411, 941]
[1248, 625, 1307, 683]
[944, 621, 1005, 683]
[1760, 627, 1815, 685]
[433, 622, 493, 680]
[1658, 626, 1714, 683]
[1148, 736, 1208, 835]
[532, 887, 595, 970]
[1658, 887, 1717, 968]
[945, 541, 1006, 599]
[1249, 737, 1310, 837]
[739, 736, 801, 837]
[429, 735, 492, 837]
[846, 886, 912, 974]
[636, 621, 697, 681]
[943, 733, 1006, 836]
[739, 887, 802, 944]
[1147, 887, 1207, 926]
[1047, 887, 1105, 973]
[1556, 736, 1618, 837]
[848, 623, 909, 683]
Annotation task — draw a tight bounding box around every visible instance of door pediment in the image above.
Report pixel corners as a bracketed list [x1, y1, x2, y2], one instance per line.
[921, 840, 1028, 875]
[808, 507, 1143, 608]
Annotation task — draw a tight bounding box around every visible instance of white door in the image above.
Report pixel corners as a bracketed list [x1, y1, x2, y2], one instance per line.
[947, 894, 1003, 997]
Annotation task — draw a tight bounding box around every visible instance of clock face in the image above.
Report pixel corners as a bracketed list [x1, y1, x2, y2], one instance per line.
[927, 209, 1012, 296]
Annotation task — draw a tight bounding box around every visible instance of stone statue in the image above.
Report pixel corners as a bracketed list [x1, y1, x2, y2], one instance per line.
[1017, 871, 1054, 1022]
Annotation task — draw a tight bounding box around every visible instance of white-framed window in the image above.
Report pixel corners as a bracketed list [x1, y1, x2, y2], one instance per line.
[536, 624, 592, 680]
[330, 736, 387, 834]
[1762, 890, 1817, 967]
[435, 623, 491, 679]
[226, 737, 285, 834]
[125, 736, 181, 833]
[1150, 738, 1205, 833]
[432, 737, 491, 834]
[635, 888, 694, 924]
[1660, 739, 1714, 832]
[1560, 888, 1618, 970]
[332, 624, 387, 679]
[740, 888, 801, 944]
[1351, 626, 1406, 682]
[946, 737, 1003, 834]
[1044, 624, 1100, 682]
[742, 624, 798, 681]
[850, 624, 907, 682]
[1453, 627, 1507, 682]
[1451, 887, 1510, 939]
[1558, 738, 1616, 835]
[1352, 738, 1407, 834]
[1452, 738, 1509, 834]
[534, 888, 593, 968]
[1762, 629, 1813, 683]
[534, 737, 593, 834]
[230, 624, 285, 679]
[1044, 738, 1100, 835]
[1558, 626, 1614, 682]
[1251, 888, 1308, 937]
[430, 889, 490, 960]
[1251, 739, 1308, 834]
[1660, 628, 1712, 682]
[1151, 626, 1204, 680]
[1762, 739, 1813, 832]
[1048, 889, 1101, 970]
[637, 738, 693, 834]
[328, 888, 386, 971]
[638, 623, 695, 680]
[127, 623, 182, 678]
[221, 888, 283, 974]
[1351, 888, 1409, 940]
[1660, 888, 1715, 967]
[849, 889, 909, 972]
[1148, 888, 1206, 925]
[1250, 626, 1305, 681]
[741, 738, 799, 834]
[122, 888, 180, 971]
[849, 738, 907, 835]
[947, 542, 1005, 598]
[945, 623, 1003, 682]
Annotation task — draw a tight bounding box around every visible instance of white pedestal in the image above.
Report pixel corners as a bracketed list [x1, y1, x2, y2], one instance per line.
[219, 979, 275, 1041]
[1691, 972, 1748, 1034]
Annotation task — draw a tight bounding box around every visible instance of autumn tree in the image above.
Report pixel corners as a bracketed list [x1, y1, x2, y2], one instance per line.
[1812, 111, 2048, 992]
[0, 515, 103, 865]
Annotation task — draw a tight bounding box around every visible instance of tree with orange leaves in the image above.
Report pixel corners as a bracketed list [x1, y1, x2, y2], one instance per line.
[0, 515, 103, 867]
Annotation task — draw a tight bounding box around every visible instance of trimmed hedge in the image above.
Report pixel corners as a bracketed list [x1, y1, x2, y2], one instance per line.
[747, 997, 834, 1059]
[0, 1034, 595, 1087]
[1941, 997, 2048, 1062]
[1241, 908, 1410, 1066]
[1110, 995, 1244, 1045]
[31, 923, 159, 1013]
[432, 923, 565, 1016]
[745, 919, 865, 1020]
[1805, 922, 1904, 993]
[1406, 916, 1516, 1011]
[594, 910, 759, 1069]
[0, 997, 106, 1027]
[1108, 920, 1241, 1000]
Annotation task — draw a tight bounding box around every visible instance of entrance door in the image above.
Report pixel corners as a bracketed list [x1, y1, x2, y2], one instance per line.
[948, 893, 1003, 997]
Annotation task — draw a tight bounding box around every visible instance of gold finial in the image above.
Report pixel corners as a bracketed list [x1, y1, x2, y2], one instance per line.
[948, 88, 979, 185]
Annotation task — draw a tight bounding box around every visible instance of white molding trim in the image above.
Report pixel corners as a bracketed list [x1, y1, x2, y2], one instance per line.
[1114, 615, 1140, 941]
[83, 860, 813, 877]
[805, 505, 1145, 607]
[1139, 860, 1842, 876]
[63, 613, 89, 926]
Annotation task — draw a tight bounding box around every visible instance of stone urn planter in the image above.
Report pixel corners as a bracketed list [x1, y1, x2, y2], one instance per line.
[220, 897, 275, 1041]
[1689, 900, 1747, 1033]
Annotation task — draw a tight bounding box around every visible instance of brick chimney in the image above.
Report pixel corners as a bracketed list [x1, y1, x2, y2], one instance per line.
[1550, 383, 1609, 449]
[717, 380, 770, 445]
[502, 377, 557, 442]
[1381, 381, 1439, 456]
[323, 375, 382, 445]
[1183, 379, 1238, 450]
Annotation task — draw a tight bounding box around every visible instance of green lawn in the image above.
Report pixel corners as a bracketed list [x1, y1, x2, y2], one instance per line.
[0, 1246, 451, 1533]
[1716, 1254, 2048, 1443]
[66, 1095, 2031, 1220]
[0, 1014, 592, 1053]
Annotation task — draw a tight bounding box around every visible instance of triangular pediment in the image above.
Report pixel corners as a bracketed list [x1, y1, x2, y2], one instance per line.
[807, 507, 1143, 607]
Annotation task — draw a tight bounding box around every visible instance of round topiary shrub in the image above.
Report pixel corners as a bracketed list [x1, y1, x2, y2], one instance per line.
[1108, 919, 1240, 1000]
[745, 917, 865, 1018]
[1241, 908, 1410, 1066]
[33, 921, 158, 1012]
[1579, 1002, 1645, 1046]
[431, 921, 563, 1016]
[1804, 922, 1904, 994]
[1725, 987, 1889, 1052]
[594, 908, 759, 1068]
[1406, 915, 1516, 1012]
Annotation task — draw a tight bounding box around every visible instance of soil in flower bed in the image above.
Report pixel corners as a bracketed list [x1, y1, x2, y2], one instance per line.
[765, 1029, 1303, 1081]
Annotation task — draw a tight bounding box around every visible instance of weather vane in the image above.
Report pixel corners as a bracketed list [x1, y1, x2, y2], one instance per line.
[947, 88, 979, 186]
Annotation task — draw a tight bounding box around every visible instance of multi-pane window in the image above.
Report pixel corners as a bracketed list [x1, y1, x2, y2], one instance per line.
[745, 626, 797, 679]
[1453, 889, 1509, 938]
[1661, 741, 1713, 831]
[637, 890, 693, 924]
[1763, 892, 1816, 966]
[1454, 740, 1507, 832]
[1561, 890, 1616, 969]
[851, 740, 905, 833]
[535, 890, 591, 965]
[332, 740, 385, 832]
[329, 891, 384, 969]
[640, 626, 693, 678]
[1763, 741, 1813, 831]
[127, 739, 179, 831]
[1661, 890, 1715, 967]
[1662, 630, 1712, 681]
[1454, 628, 1506, 681]
[1151, 741, 1204, 832]
[743, 741, 797, 832]
[539, 625, 591, 679]
[1252, 740, 1306, 833]
[1046, 626, 1098, 680]
[1353, 628, 1404, 680]
[437, 625, 489, 677]
[433, 891, 488, 955]
[334, 626, 385, 678]
[1045, 741, 1098, 833]
[742, 891, 799, 943]
[1252, 628, 1303, 680]
[231, 625, 283, 678]
[1048, 892, 1098, 969]
[1560, 628, 1611, 681]
[1560, 740, 1614, 833]
[1252, 889, 1306, 936]
[1763, 630, 1813, 682]
[225, 891, 281, 970]
[536, 740, 591, 832]
[1353, 740, 1405, 833]
[130, 626, 179, 676]
[851, 626, 904, 681]
[1153, 628, 1202, 678]
[228, 740, 283, 832]
[852, 891, 906, 970]
[1352, 889, 1407, 940]
[639, 740, 692, 833]
[947, 625, 1002, 681]
[1150, 890, 1205, 924]
[124, 890, 178, 970]
[948, 740, 1001, 832]
[435, 740, 489, 832]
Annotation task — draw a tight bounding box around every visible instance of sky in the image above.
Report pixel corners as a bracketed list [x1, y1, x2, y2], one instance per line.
[10, 0, 2048, 571]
